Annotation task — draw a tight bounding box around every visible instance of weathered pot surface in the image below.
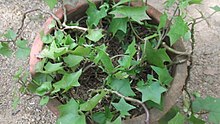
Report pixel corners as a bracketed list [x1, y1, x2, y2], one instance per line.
[29, 0, 187, 123]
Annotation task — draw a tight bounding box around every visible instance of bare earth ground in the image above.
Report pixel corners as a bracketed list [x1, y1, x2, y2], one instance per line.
[0, 0, 220, 123]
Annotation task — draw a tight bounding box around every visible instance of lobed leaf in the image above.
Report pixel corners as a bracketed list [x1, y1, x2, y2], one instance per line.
[158, 13, 168, 30]
[63, 54, 84, 67]
[15, 40, 30, 59]
[42, 34, 53, 44]
[44, 0, 57, 9]
[137, 82, 167, 104]
[168, 112, 185, 124]
[151, 66, 173, 85]
[110, 6, 150, 24]
[112, 98, 136, 116]
[57, 99, 86, 124]
[92, 107, 113, 124]
[167, 16, 189, 45]
[108, 18, 128, 35]
[71, 46, 91, 57]
[110, 78, 135, 97]
[44, 62, 63, 73]
[144, 42, 171, 68]
[53, 69, 82, 93]
[106, 116, 121, 124]
[86, 1, 107, 27]
[86, 29, 104, 42]
[80, 90, 107, 111]
[4, 29, 17, 40]
[39, 41, 68, 60]
[118, 55, 132, 69]
[192, 96, 220, 124]
[36, 81, 52, 96]
[211, 5, 220, 12]
[0, 42, 12, 57]
[39, 96, 50, 106]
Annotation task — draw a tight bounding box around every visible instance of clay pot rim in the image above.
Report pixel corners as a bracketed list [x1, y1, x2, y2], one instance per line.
[29, 1, 188, 123]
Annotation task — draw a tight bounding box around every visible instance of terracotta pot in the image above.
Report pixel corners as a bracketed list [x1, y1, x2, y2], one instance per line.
[29, 0, 187, 123]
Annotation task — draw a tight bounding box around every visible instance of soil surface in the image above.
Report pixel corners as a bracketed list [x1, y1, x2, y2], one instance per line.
[0, 0, 220, 123]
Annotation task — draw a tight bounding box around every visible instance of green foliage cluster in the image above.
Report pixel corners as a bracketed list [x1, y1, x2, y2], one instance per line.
[1, 0, 220, 124]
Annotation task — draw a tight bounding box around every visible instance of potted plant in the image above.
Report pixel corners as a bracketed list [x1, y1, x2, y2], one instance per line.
[29, 0, 188, 124]
[2, 0, 220, 124]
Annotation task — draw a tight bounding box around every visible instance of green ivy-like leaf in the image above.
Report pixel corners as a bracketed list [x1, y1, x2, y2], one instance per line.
[118, 55, 132, 69]
[151, 66, 173, 85]
[110, 78, 135, 97]
[189, 0, 202, 5]
[86, 1, 107, 27]
[80, 90, 107, 111]
[114, 71, 129, 79]
[158, 13, 168, 30]
[110, 6, 150, 24]
[72, 46, 91, 57]
[92, 107, 113, 124]
[63, 35, 75, 45]
[167, 16, 189, 45]
[55, 30, 64, 44]
[165, 0, 175, 8]
[63, 54, 84, 67]
[15, 40, 30, 59]
[39, 96, 49, 106]
[44, 0, 57, 9]
[39, 41, 68, 60]
[15, 48, 30, 59]
[211, 5, 220, 12]
[192, 96, 220, 124]
[44, 62, 63, 73]
[42, 34, 53, 44]
[57, 99, 86, 124]
[96, 46, 115, 73]
[144, 42, 171, 68]
[35, 59, 46, 73]
[86, 29, 104, 42]
[137, 82, 167, 104]
[168, 112, 185, 124]
[188, 115, 205, 124]
[112, 98, 136, 116]
[125, 39, 136, 57]
[0, 42, 12, 57]
[4, 29, 17, 40]
[53, 69, 82, 93]
[108, 18, 128, 35]
[106, 116, 121, 124]
[48, 20, 56, 29]
[36, 81, 52, 96]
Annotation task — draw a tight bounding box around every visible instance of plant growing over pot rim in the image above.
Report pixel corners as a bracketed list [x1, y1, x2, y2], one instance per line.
[29, 1, 188, 123]
[1, 0, 220, 124]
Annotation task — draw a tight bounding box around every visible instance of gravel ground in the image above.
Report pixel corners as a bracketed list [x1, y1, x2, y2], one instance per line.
[0, 0, 56, 123]
[0, 0, 220, 124]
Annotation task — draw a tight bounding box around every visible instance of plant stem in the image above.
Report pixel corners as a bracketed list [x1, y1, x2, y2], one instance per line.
[63, 25, 88, 32]
[110, 54, 126, 60]
[1, 9, 61, 43]
[162, 42, 189, 56]
[62, 1, 67, 26]
[129, 21, 144, 41]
